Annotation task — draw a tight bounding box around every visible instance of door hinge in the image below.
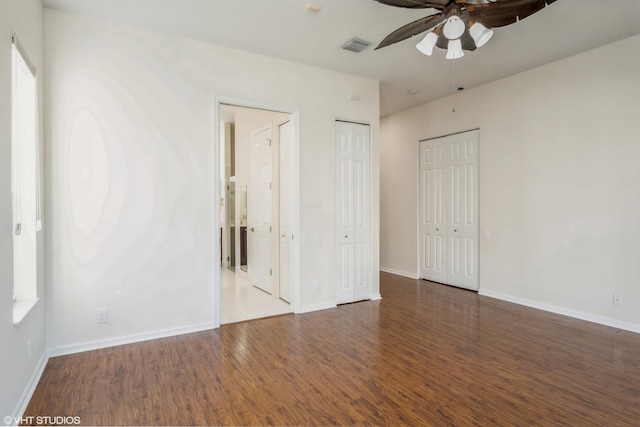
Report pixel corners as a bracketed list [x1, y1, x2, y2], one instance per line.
[270, 226, 272, 232]
[270, 269, 273, 276]
[269, 182, 272, 189]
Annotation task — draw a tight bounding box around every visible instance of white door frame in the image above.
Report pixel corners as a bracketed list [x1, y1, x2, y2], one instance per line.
[212, 95, 300, 327]
[278, 119, 293, 303]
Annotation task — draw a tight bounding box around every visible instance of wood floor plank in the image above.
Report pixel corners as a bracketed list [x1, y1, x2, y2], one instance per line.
[24, 272, 640, 426]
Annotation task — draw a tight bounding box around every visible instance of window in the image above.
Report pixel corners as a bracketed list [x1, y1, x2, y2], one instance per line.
[12, 36, 41, 325]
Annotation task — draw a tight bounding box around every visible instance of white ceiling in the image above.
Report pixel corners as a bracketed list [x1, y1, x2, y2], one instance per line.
[42, 0, 640, 117]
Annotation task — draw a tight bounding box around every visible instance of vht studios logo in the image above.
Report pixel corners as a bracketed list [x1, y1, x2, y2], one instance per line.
[4, 415, 81, 425]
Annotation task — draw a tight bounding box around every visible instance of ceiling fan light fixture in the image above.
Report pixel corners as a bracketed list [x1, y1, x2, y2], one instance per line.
[446, 38, 464, 60]
[443, 16, 465, 41]
[469, 22, 494, 48]
[416, 31, 438, 56]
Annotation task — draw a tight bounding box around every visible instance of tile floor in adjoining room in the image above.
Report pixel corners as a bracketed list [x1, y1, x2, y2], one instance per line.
[220, 267, 291, 324]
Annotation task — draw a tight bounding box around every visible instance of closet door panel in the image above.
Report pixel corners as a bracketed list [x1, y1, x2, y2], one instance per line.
[447, 131, 479, 290]
[419, 138, 447, 283]
[420, 130, 478, 290]
[336, 122, 371, 303]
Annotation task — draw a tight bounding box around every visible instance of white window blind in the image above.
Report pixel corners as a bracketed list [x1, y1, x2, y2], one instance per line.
[11, 34, 40, 324]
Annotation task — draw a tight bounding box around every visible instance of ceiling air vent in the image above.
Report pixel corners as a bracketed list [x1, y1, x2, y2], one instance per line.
[341, 37, 372, 53]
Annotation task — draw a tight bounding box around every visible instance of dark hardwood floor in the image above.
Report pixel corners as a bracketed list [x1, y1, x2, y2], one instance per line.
[25, 272, 640, 426]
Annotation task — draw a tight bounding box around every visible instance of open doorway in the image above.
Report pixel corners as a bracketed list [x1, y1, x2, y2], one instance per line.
[218, 102, 295, 324]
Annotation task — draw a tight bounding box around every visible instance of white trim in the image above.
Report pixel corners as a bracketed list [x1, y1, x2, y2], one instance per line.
[12, 298, 39, 325]
[217, 96, 295, 116]
[479, 290, 640, 334]
[379, 267, 419, 280]
[370, 294, 382, 301]
[212, 97, 222, 328]
[34, 76, 42, 233]
[47, 322, 217, 357]
[12, 34, 36, 76]
[289, 112, 301, 315]
[11, 351, 49, 422]
[296, 302, 337, 314]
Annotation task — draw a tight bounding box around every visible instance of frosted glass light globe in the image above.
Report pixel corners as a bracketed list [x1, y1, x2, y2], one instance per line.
[443, 16, 465, 40]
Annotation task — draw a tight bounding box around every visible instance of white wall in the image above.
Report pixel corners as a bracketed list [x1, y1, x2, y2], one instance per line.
[0, 0, 46, 418]
[44, 10, 380, 352]
[381, 34, 640, 331]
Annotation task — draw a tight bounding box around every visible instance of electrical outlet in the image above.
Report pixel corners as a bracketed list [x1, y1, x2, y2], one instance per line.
[97, 309, 108, 324]
[27, 340, 32, 361]
[613, 293, 623, 306]
[312, 280, 320, 292]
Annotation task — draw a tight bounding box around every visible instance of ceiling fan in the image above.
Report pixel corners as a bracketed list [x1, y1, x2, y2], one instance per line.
[374, 0, 557, 59]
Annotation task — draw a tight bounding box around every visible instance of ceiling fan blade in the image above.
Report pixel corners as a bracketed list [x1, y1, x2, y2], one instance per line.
[467, 0, 557, 28]
[373, 0, 448, 9]
[375, 13, 446, 49]
[454, 0, 495, 3]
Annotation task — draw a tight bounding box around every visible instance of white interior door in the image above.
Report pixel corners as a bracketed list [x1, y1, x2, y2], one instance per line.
[352, 124, 371, 302]
[419, 137, 447, 284]
[279, 120, 292, 303]
[447, 131, 478, 289]
[419, 130, 479, 291]
[249, 126, 273, 294]
[336, 121, 371, 304]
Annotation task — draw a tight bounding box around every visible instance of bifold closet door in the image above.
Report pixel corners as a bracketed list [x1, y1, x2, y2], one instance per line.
[419, 130, 479, 291]
[336, 121, 371, 304]
[419, 137, 448, 284]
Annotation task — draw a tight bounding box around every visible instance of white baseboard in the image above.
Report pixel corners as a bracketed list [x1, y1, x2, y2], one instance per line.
[298, 294, 382, 312]
[12, 351, 49, 422]
[379, 267, 419, 280]
[296, 302, 337, 314]
[479, 290, 640, 334]
[47, 322, 217, 357]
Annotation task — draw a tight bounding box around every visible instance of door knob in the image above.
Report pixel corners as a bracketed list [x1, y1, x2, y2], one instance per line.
[344, 235, 348, 238]
[250, 227, 255, 232]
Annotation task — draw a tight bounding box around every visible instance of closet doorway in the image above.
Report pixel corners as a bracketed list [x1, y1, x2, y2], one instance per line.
[336, 121, 372, 304]
[419, 130, 479, 291]
[218, 102, 296, 324]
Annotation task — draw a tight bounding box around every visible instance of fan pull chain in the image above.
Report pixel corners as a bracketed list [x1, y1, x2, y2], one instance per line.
[451, 60, 459, 113]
